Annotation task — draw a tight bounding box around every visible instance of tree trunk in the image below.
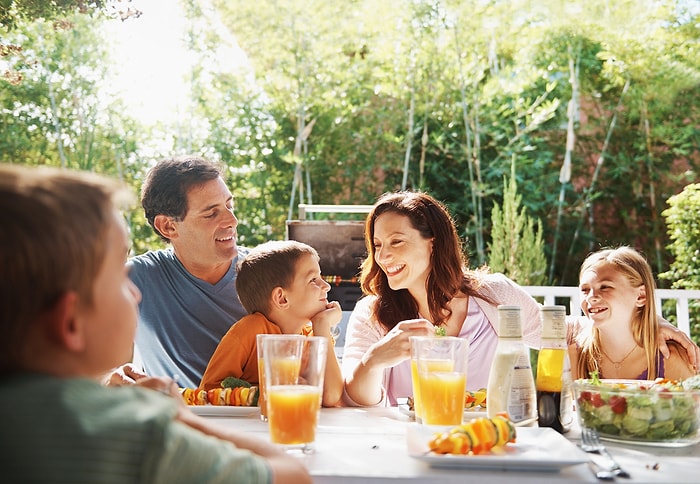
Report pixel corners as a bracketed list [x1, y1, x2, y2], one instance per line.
[549, 49, 578, 284]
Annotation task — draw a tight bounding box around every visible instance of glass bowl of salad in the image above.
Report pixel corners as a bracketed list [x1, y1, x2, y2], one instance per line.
[573, 375, 700, 447]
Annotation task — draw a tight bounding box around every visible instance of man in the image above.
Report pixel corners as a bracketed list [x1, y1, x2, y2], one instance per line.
[0, 163, 310, 483]
[130, 156, 249, 388]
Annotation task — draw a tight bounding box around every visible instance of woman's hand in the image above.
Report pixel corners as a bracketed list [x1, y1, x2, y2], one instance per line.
[366, 318, 434, 369]
[344, 318, 434, 406]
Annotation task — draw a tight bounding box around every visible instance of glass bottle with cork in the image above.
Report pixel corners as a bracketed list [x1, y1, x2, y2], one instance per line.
[486, 305, 537, 425]
[535, 305, 574, 433]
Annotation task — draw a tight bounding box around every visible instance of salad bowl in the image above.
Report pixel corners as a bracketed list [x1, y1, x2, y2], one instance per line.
[573, 375, 700, 447]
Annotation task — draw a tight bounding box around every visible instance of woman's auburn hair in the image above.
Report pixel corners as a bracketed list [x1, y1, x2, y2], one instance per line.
[359, 190, 490, 331]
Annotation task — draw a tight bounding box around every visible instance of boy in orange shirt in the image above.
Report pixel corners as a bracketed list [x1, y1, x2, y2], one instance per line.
[200, 240, 344, 407]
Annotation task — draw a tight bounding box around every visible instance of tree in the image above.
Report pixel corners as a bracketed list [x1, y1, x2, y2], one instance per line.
[0, 13, 139, 168]
[0, 1, 105, 30]
[4, 0, 698, 277]
[0, 9, 146, 253]
[660, 183, 700, 343]
[661, 184, 700, 289]
[487, 162, 547, 286]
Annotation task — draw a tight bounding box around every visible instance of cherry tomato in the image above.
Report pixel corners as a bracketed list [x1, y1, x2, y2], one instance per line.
[608, 395, 627, 414]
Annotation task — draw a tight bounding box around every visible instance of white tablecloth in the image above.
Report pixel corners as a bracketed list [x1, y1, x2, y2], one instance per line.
[206, 406, 700, 483]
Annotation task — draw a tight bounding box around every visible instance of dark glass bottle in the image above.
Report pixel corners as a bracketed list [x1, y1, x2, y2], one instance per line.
[536, 306, 573, 433]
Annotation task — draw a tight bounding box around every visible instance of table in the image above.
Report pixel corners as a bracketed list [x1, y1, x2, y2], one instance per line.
[205, 406, 700, 483]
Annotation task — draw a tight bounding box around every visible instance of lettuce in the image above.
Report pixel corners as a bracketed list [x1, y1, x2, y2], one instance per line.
[576, 377, 699, 442]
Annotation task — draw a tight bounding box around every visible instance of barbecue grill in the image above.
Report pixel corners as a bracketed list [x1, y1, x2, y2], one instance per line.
[286, 210, 369, 353]
[286, 220, 366, 311]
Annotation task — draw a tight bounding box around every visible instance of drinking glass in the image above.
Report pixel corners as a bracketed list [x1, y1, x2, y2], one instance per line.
[256, 333, 268, 421]
[410, 336, 469, 425]
[262, 334, 327, 453]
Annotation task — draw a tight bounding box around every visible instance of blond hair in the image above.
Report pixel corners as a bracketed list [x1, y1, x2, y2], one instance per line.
[576, 246, 664, 379]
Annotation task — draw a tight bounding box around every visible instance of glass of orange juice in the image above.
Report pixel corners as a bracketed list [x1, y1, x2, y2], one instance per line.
[261, 334, 327, 453]
[410, 336, 469, 426]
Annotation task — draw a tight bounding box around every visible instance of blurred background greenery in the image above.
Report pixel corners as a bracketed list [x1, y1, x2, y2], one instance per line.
[2, 1, 699, 334]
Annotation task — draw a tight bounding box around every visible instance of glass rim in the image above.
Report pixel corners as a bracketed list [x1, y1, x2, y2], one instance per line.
[408, 335, 464, 341]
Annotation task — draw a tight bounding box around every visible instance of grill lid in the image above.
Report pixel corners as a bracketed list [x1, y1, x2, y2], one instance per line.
[286, 220, 366, 280]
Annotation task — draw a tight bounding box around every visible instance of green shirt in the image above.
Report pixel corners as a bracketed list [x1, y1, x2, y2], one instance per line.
[0, 374, 271, 484]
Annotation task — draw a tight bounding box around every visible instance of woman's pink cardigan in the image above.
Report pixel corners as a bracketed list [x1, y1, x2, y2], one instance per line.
[341, 273, 542, 406]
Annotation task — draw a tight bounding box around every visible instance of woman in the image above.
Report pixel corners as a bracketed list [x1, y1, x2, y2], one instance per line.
[569, 246, 696, 381]
[342, 192, 699, 407]
[341, 191, 541, 406]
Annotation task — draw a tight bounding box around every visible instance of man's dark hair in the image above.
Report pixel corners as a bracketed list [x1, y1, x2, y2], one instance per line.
[141, 156, 224, 242]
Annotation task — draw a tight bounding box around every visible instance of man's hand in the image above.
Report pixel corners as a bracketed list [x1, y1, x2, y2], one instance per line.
[658, 321, 700, 370]
[103, 364, 183, 401]
[134, 375, 182, 400]
[102, 363, 147, 386]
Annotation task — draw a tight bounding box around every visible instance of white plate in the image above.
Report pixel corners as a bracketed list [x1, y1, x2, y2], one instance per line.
[407, 425, 587, 471]
[398, 404, 487, 421]
[188, 405, 260, 417]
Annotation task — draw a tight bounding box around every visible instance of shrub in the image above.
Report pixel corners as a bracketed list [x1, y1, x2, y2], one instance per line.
[660, 183, 700, 343]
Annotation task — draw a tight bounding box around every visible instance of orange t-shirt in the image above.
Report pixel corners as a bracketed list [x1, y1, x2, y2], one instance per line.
[199, 313, 313, 391]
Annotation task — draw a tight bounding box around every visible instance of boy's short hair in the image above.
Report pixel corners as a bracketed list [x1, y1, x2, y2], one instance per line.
[236, 240, 319, 315]
[0, 164, 132, 374]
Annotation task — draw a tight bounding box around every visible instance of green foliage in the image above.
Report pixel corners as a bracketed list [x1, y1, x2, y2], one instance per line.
[660, 185, 700, 290]
[660, 183, 700, 342]
[0, 0, 105, 30]
[0, 14, 141, 171]
[487, 163, 547, 286]
[2, 0, 699, 282]
[0, 10, 147, 253]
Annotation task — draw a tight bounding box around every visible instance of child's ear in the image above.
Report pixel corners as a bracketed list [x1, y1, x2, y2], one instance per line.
[153, 214, 177, 240]
[635, 286, 647, 308]
[271, 287, 289, 310]
[45, 291, 86, 352]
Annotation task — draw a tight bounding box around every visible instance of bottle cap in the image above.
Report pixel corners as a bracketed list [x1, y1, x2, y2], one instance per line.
[497, 305, 522, 338]
[541, 305, 566, 339]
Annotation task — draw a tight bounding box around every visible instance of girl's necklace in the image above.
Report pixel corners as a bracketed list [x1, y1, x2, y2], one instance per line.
[600, 344, 638, 369]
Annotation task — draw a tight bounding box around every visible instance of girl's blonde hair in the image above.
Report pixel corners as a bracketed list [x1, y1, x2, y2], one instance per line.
[576, 246, 662, 379]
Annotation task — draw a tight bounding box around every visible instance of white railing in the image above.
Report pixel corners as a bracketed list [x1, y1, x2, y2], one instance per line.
[523, 286, 700, 336]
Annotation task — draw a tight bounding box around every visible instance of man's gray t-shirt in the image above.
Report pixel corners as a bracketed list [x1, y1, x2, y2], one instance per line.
[129, 248, 248, 388]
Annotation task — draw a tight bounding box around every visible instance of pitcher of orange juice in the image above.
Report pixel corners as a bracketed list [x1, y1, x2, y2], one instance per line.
[261, 334, 327, 453]
[410, 336, 469, 425]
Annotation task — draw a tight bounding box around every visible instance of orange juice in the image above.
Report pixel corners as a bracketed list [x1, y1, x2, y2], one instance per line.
[267, 385, 321, 444]
[410, 360, 423, 420]
[418, 370, 466, 425]
[411, 358, 453, 421]
[260, 356, 301, 421]
[269, 357, 301, 384]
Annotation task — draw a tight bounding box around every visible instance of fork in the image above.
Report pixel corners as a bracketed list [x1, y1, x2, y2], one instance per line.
[580, 427, 631, 479]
